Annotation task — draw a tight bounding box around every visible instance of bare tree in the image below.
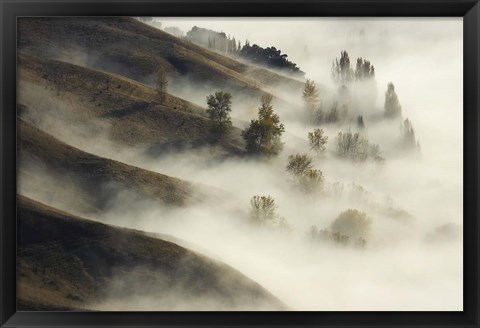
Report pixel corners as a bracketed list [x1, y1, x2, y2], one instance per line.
[156, 67, 169, 105]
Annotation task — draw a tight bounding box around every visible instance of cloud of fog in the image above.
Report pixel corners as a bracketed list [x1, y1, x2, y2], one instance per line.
[18, 17, 463, 311]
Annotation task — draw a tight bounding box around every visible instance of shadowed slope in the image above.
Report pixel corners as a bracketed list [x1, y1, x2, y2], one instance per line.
[17, 119, 214, 214]
[17, 195, 287, 311]
[17, 17, 304, 99]
[18, 52, 245, 156]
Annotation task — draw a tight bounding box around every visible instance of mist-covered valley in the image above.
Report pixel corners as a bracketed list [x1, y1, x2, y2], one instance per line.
[16, 17, 462, 311]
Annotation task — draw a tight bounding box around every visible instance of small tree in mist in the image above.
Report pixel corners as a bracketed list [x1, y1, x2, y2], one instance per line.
[331, 51, 354, 87]
[357, 115, 365, 129]
[156, 67, 169, 105]
[286, 154, 324, 193]
[400, 118, 420, 151]
[331, 209, 372, 240]
[308, 128, 328, 157]
[242, 94, 285, 156]
[302, 79, 320, 122]
[206, 91, 233, 136]
[250, 195, 289, 229]
[384, 82, 402, 119]
[336, 129, 384, 162]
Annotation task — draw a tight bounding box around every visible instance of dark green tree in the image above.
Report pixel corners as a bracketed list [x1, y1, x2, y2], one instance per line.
[242, 95, 285, 156]
[206, 91, 233, 136]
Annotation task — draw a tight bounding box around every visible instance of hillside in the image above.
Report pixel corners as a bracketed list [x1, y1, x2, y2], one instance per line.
[18, 52, 245, 156]
[17, 17, 304, 100]
[17, 195, 286, 311]
[17, 119, 215, 214]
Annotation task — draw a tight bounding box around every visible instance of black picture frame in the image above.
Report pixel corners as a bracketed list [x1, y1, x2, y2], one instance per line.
[1, 0, 479, 327]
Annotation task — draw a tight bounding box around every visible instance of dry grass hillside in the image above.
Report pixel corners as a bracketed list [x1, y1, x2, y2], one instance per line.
[17, 17, 304, 100]
[17, 195, 286, 311]
[17, 119, 215, 214]
[18, 52, 245, 156]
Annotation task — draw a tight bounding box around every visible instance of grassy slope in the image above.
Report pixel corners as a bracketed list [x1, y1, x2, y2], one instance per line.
[17, 17, 304, 98]
[17, 119, 213, 213]
[17, 195, 286, 311]
[18, 52, 245, 155]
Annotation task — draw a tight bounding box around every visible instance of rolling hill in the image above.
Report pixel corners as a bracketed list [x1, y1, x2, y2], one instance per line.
[18, 52, 246, 157]
[17, 119, 219, 215]
[17, 17, 304, 101]
[17, 195, 286, 311]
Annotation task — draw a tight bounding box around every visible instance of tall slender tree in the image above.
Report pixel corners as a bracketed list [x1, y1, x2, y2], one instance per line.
[303, 79, 320, 122]
[156, 67, 169, 105]
[384, 82, 402, 118]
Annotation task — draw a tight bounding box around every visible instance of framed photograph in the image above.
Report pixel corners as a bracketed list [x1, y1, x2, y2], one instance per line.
[1, 0, 479, 327]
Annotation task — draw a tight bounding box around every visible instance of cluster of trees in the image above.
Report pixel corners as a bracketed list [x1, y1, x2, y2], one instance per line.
[310, 209, 371, 248]
[315, 102, 351, 125]
[238, 43, 305, 77]
[204, 91, 285, 157]
[336, 129, 384, 162]
[241, 95, 285, 157]
[302, 79, 353, 125]
[249, 195, 290, 230]
[185, 26, 305, 78]
[186, 26, 240, 55]
[286, 154, 324, 193]
[383, 83, 420, 151]
[331, 51, 375, 87]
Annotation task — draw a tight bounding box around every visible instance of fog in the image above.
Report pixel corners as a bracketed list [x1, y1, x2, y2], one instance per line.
[19, 18, 462, 310]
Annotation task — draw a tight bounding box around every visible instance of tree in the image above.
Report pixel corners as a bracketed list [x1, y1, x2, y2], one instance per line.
[308, 128, 328, 156]
[336, 129, 384, 162]
[303, 79, 320, 122]
[384, 82, 402, 119]
[206, 91, 233, 136]
[250, 195, 277, 224]
[331, 50, 354, 87]
[286, 154, 324, 193]
[156, 67, 169, 105]
[400, 118, 419, 150]
[357, 115, 365, 129]
[242, 95, 285, 156]
[249, 195, 289, 229]
[286, 154, 313, 176]
[330, 209, 372, 240]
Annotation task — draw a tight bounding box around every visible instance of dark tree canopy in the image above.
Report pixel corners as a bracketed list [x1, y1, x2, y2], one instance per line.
[239, 44, 305, 77]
